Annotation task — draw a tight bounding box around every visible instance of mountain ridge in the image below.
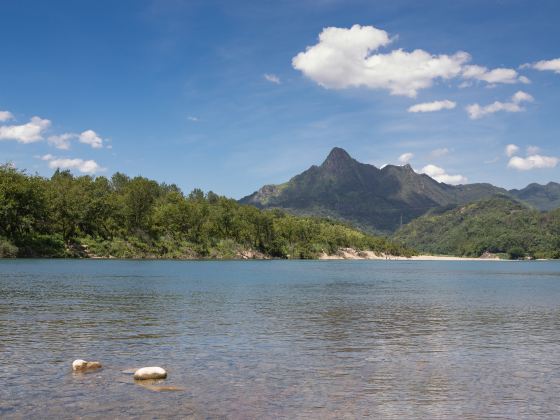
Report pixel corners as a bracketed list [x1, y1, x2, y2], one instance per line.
[240, 147, 559, 233]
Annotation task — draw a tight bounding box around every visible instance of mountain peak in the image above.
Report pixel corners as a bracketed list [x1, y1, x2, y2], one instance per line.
[322, 147, 353, 168]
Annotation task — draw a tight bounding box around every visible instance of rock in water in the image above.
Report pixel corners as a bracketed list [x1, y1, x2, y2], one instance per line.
[85, 361, 102, 369]
[72, 359, 102, 371]
[72, 359, 87, 370]
[134, 367, 167, 380]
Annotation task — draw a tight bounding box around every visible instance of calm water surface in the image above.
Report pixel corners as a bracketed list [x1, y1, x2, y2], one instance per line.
[1, 260, 560, 419]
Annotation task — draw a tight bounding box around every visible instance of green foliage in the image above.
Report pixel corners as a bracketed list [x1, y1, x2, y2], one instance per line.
[507, 246, 525, 260]
[394, 197, 560, 259]
[0, 165, 412, 259]
[0, 237, 18, 258]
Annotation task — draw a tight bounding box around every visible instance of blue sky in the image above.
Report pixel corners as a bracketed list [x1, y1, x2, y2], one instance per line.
[1, 0, 559, 197]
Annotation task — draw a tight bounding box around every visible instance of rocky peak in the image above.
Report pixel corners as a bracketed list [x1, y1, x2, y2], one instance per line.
[321, 147, 354, 170]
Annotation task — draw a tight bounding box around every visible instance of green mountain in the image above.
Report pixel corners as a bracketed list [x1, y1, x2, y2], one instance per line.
[393, 196, 560, 259]
[510, 182, 560, 211]
[240, 147, 560, 233]
[240, 147, 513, 233]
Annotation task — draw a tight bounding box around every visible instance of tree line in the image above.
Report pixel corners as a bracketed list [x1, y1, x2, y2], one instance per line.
[0, 165, 413, 259]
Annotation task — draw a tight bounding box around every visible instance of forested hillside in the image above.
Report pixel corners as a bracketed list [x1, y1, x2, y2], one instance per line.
[0, 165, 412, 259]
[393, 197, 560, 259]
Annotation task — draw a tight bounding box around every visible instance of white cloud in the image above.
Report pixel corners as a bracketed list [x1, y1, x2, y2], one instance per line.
[430, 147, 450, 158]
[40, 154, 103, 174]
[420, 164, 467, 185]
[46, 129, 104, 149]
[508, 154, 558, 171]
[512, 90, 533, 103]
[524, 58, 560, 74]
[187, 116, 199, 122]
[408, 100, 456, 113]
[292, 24, 469, 97]
[48, 133, 75, 150]
[79, 130, 103, 148]
[0, 110, 14, 122]
[0, 108, 107, 150]
[462, 65, 529, 84]
[466, 90, 534, 119]
[505, 144, 520, 157]
[526, 145, 540, 155]
[264, 73, 281, 84]
[398, 152, 413, 163]
[0, 116, 51, 143]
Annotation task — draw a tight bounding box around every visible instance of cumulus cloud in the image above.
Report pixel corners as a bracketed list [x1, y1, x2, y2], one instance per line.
[0, 108, 107, 150]
[0, 110, 14, 122]
[48, 133, 75, 150]
[46, 129, 104, 149]
[505, 143, 558, 171]
[292, 24, 470, 97]
[462, 65, 529, 84]
[523, 58, 560, 74]
[508, 154, 558, 170]
[420, 164, 467, 185]
[398, 152, 413, 163]
[430, 147, 450, 158]
[408, 100, 456, 113]
[505, 144, 520, 157]
[78, 130, 103, 149]
[264, 73, 281, 84]
[466, 90, 534, 119]
[511, 91, 533, 103]
[40, 154, 103, 174]
[0, 116, 51, 143]
[292, 24, 532, 98]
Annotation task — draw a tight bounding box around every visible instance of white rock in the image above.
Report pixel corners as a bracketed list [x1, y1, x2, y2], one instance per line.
[72, 359, 88, 370]
[72, 359, 102, 371]
[133, 366, 167, 380]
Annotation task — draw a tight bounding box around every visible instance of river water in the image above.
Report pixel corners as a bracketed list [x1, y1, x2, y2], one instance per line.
[1, 260, 560, 419]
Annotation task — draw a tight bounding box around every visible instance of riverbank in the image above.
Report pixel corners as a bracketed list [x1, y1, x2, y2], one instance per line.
[319, 248, 504, 261]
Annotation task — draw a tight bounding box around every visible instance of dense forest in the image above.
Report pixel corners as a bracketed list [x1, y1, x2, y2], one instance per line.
[0, 165, 413, 259]
[393, 197, 560, 259]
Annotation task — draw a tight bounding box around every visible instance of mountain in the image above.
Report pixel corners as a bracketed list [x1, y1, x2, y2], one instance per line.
[510, 182, 560, 211]
[240, 147, 557, 233]
[392, 197, 560, 259]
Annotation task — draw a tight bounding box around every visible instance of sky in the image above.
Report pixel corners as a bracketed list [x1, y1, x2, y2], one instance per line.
[1, 0, 559, 197]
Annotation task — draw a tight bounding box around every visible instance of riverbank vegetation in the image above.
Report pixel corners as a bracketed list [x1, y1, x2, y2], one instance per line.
[0, 165, 413, 259]
[393, 197, 560, 259]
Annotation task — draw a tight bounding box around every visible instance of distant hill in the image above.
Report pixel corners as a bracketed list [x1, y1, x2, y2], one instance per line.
[510, 182, 560, 211]
[392, 197, 560, 259]
[240, 147, 535, 233]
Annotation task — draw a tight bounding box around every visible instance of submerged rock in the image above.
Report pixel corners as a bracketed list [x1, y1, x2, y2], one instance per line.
[134, 367, 167, 380]
[72, 359, 102, 371]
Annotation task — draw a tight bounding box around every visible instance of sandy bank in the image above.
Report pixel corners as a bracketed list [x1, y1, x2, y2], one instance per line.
[318, 248, 503, 261]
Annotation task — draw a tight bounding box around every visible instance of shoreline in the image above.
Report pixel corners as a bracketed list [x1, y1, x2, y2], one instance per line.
[3, 254, 550, 262]
[318, 248, 505, 261]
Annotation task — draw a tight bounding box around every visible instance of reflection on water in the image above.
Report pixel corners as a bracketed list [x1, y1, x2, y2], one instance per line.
[1, 260, 560, 418]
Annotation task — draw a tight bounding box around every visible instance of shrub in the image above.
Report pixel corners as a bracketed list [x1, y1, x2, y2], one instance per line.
[0, 237, 18, 258]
